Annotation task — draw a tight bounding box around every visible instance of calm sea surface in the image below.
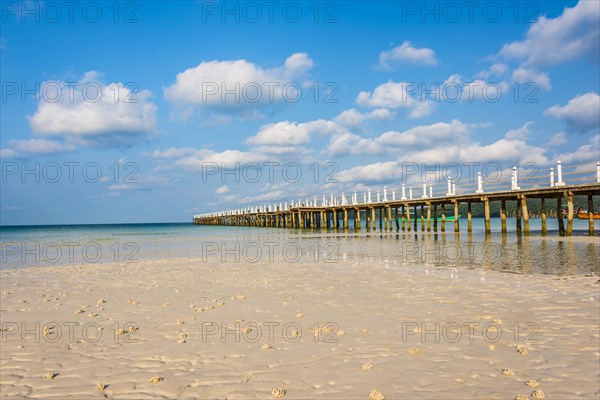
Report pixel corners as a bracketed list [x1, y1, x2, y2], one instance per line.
[1, 219, 598, 275]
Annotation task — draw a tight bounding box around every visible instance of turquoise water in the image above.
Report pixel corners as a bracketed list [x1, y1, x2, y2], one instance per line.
[1, 220, 598, 275]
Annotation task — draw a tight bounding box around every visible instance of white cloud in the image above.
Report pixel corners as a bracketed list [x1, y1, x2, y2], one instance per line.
[334, 109, 366, 129]
[249, 145, 311, 156]
[367, 108, 394, 120]
[9, 138, 75, 154]
[356, 81, 435, 118]
[337, 161, 401, 184]
[406, 122, 549, 165]
[333, 122, 551, 184]
[27, 71, 157, 148]
[359, 76, 511, 112]
[378, 41, 438, 69]
[409, 101, 435, 118]
[334, 108, 393, 129]
[555, 135, 600, 163]
[246, 121, 312, 147]
[283, 52, 314, 72]
[244, 108, 396, 156]
[0, 148, 18, 158]
[504, 121, 534, 140]
[245, 118, 342, 155]
[179, 149, 267, 169]
[381, 119, 473, 147]
[154, 113, 348, 170]
[436, 74, 511, 103]
[477, 63, 509, 79]
[328, 132, 384, 157]
[463, 79, 507, 102]
[244, 109, 397, 158]
[164, 53, 314, 114]
[357, 81, 413, 108]
[152, 147, 268, 171]
[151, 147, 199, 159]
[511, 68, 551, 91]
[500, 1, 600, 66]
[208, 181, 310, 206]
[328, 119, 474, 156]
[238, 191, 288, 204]
[548, 132, 567, 146]
[544, 92, 600, 132]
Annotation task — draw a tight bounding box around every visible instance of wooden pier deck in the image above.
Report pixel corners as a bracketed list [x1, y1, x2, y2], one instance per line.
[194, 161, 600, 237]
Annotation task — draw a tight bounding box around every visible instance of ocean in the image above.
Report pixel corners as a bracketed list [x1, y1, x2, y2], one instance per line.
[1, 219, 598, 274]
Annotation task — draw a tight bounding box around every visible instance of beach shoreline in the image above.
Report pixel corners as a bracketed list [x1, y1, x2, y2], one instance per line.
[1, 256, 599, 399]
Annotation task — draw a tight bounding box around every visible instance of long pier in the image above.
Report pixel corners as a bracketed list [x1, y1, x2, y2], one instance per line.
[194, 161, 600, 237]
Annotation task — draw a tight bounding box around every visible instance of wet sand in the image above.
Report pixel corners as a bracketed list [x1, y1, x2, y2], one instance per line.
[1, 257, 599, 399]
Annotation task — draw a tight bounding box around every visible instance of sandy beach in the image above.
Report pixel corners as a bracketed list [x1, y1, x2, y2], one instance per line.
[1, 253, 598, 399]
[3, 0, 600, 398]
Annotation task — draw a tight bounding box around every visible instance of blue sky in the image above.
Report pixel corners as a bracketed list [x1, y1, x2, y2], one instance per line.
[1, 0, 599, 225]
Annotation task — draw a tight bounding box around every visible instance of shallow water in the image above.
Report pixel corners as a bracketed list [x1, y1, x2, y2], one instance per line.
[0, 219, 598, 274]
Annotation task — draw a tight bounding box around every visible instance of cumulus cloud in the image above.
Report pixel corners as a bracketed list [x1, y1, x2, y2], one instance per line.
[555, 135, 600, 163]
[402, 122, 548, 165]
[283, 52, 314, 72]
[247, 121, 312, 147]
[152, 106, 398, 175]
[333, 122, 550, 184]
[409, 102, 435, 118]
[27, 71, 157, 148]
[477, 63, 509, 79]
[357, 81, 414, 108]
[333, 109, 366, 129]
[356, 81, 435, 118]
[504, 121, 534, 140]
[150, 147, 199, 159]
[9, 138, 75, 154]
[237, 190, 288, 204]
[378, 41, 438, 69]
[151, 147, 267, 171]
[473, 1, 599, 99]
[163, 53, 314, 117]
[178, 149, 267, 167]
[243, 107, 396, 156]
[337, 161, 401, 184]
[548, 132, 567, 147]
[0, 148, 18, 158]
[382, 120, 473, 146]
[544, 92, 600, 132]
[357, 76, 512, 116]
[328, 119, 474, 157]
[333, 108, 393, 129]
[500, 1, 600, 66]
[207, 181, 319, 207]
[327, 132, 383, 157]
[511, 68, 551, 91]
[442, 74, 509, 102]
[245, 118, 344, 155]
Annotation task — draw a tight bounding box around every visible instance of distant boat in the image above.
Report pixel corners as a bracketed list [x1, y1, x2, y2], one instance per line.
[399, 214, 461, 222]
[577, 210, 600, 219]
